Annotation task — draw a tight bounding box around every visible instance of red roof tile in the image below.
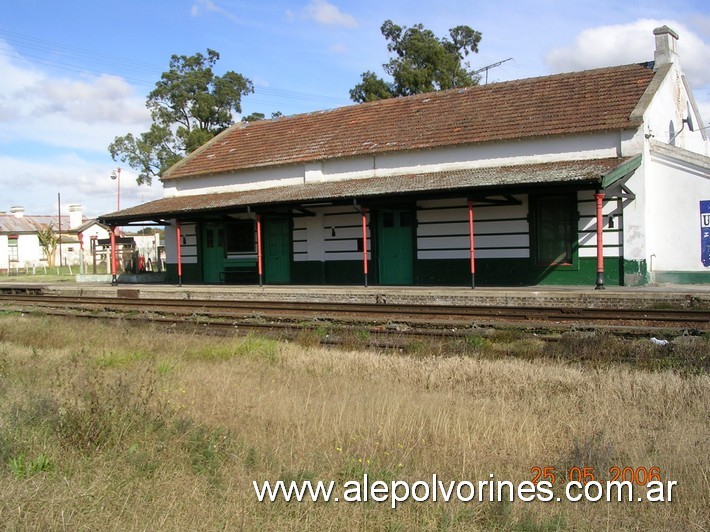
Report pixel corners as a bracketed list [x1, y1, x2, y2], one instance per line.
[163, 63, 655, 181]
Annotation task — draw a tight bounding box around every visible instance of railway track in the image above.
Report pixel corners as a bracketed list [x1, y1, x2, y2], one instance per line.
[0, 292, 708, 334]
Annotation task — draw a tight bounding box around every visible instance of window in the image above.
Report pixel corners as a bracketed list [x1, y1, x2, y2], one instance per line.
[533, 195, 575, 266]
[225, 220, 255, 253]
[8, 236, 18, 262]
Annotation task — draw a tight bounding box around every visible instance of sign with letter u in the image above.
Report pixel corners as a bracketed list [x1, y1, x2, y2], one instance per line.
[701, 201, 710, 267]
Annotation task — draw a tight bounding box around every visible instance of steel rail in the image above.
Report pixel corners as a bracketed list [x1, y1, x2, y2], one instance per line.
[0, 293, 708, 328]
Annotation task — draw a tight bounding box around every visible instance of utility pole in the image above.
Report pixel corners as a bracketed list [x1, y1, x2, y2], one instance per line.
[57, 192, 63, 268]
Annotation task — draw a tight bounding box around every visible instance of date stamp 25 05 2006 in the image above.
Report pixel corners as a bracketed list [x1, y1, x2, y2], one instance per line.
[531, 466, 663, 486]
[530, 466, 677, 502]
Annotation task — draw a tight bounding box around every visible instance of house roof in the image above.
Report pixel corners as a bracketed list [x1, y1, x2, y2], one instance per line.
[0, 215, 74, 234]
[163, 62, 656, 181]
[74, 219, 109, 233]
[100, 157, 629, 224]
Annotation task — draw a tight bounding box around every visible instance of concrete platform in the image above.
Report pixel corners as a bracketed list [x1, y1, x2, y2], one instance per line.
[9, 282, 709, 310]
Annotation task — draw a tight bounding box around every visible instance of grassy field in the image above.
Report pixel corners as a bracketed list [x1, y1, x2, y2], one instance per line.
[0, 313, 707, 530]
[0, 266, 79, 283]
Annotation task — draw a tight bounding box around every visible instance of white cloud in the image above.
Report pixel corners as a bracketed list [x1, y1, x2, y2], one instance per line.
[0, 40, 156, 216]
[190, 0, 241, 24]
[328, 43, 349, 54]
[545, 19, 710, 86]
[31, 75, 148, 125]
[302, 0, 357, 28]
[0, 43, 149, 150]
[0, 154, 162, 217]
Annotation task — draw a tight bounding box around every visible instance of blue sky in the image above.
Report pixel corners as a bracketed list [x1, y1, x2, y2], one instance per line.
[1, 0, 709, 218]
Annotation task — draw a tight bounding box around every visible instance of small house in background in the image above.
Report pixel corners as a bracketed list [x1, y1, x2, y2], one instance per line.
[99, 26, 710, 287]
[0, 205, 89, 272]
[0, 205, 164, 276]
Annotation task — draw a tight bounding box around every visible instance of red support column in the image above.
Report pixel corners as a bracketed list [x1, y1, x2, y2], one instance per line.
[362, 208, 369, 287]
[110, 225, 117, 286]
[176, 221, 183, 287]
[595, 193, 605, 290]
[256, 214, 263, 286]
[468, 200, 476, 289]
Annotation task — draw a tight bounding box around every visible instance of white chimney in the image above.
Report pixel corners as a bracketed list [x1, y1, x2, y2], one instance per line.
[653, 25, 679, 68]
[10, 206, 24, 218]
[68, 204, 83, 229]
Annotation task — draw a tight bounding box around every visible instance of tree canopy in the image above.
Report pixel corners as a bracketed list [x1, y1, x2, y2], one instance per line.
[109, 49, 253, 185]
[350, 20, 482, 103]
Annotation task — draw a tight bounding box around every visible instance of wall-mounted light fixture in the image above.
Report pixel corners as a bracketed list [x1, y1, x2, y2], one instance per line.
[608, 214, 615, 229]
[331, 226, 336, 237]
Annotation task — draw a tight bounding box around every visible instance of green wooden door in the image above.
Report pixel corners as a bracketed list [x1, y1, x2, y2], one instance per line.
[202, 223, 225, 283]
[377, 209, 414, 285]
[264, 217, 291, 284]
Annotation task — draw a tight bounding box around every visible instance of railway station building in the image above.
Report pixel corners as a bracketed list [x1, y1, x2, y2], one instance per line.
[99, 26, 710, 287]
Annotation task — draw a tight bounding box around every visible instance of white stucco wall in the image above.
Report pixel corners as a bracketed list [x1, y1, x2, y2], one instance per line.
[0, 234, 47, 269]
[625, 57, 710, 276]
[645, 148, 710, 272]
[165, 131, 630, 199]
[643, 67, 708, 156]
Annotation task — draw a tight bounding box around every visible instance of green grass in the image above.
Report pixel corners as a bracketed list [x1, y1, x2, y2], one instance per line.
[0, 265, 79, 283]
[8, 453, 53, 478]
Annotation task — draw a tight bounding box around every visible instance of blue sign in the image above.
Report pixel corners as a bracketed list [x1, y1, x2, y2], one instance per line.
[702, 201, 710, 267]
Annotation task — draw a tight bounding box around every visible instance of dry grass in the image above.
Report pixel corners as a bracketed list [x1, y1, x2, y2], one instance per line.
[0, 313, 708, 530]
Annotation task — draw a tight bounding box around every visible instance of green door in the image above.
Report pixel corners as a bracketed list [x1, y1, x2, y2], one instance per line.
[264, 217, 291, 284]
[202, 223, 225, 283]
[377, 209, 414, 285]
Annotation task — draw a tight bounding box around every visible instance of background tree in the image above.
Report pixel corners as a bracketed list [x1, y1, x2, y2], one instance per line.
[34, 222, 59, 267]
[109, 49, 253, 185]
[350, 20, 482, 103]
[243, 111, 284, 123]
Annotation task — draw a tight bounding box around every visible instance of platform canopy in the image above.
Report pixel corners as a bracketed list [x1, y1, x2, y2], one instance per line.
[98, 157, 634, 226]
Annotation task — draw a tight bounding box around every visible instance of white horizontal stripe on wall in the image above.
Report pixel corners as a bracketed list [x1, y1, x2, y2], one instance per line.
[418, 234, 530, 251]
[418, 248, 530, 260]
[578, 230, 622, 247]
[417, 219, 529, 236]
[578, 246, 621, 258]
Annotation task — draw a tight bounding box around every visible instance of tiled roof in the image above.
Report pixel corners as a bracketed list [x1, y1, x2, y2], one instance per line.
[101, 157, 628, 224]
[164, 63, 656, 181]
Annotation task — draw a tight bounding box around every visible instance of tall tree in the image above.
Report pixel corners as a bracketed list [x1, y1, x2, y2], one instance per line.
[350, 20, 482, 103]
[109, 49, 253, 185]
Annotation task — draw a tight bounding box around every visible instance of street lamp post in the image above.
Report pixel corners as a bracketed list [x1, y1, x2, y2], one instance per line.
[110, 167, 122, 243]
[110, 167, 121, 211]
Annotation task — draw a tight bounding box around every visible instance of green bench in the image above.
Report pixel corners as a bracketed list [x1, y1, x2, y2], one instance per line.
[220, 265, 258, 284]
